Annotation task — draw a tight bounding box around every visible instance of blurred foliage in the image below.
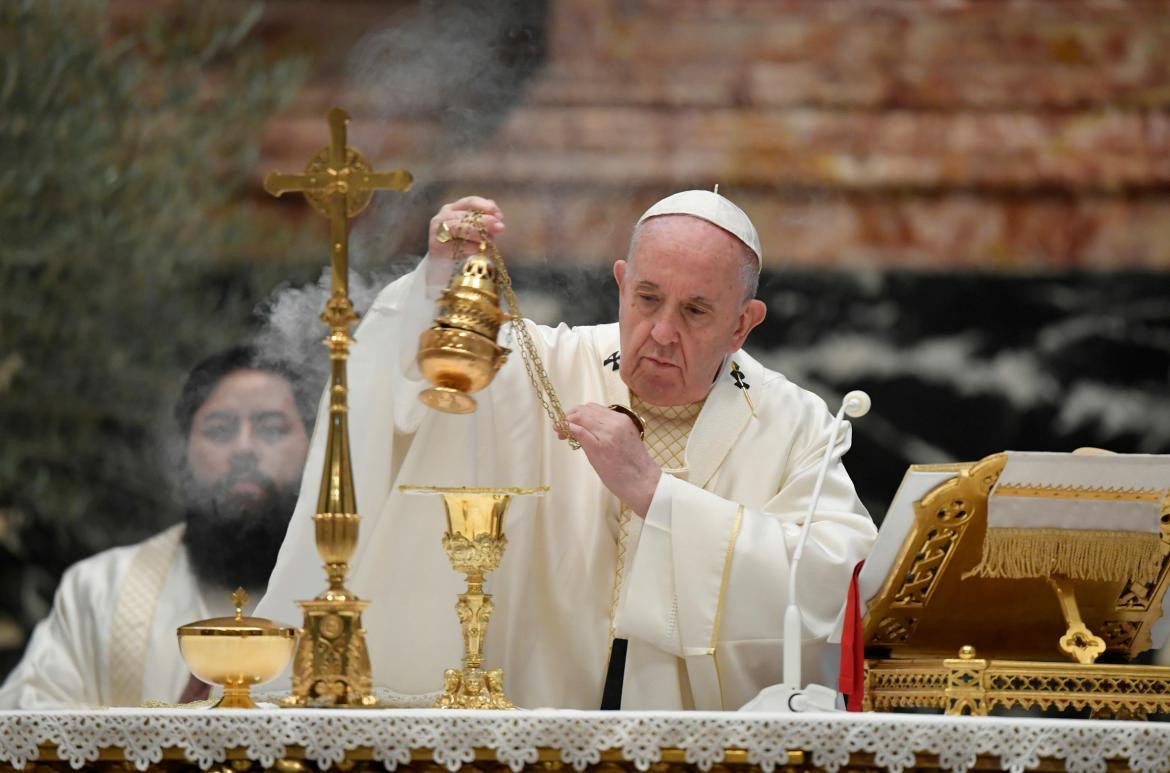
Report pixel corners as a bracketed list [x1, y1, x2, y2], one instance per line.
[0, 0, 317, 646]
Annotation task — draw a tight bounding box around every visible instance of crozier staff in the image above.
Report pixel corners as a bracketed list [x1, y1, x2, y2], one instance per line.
[257, 191, 877, 710]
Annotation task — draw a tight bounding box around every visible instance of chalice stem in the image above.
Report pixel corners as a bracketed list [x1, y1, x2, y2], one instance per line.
[458, 573, 492, 670]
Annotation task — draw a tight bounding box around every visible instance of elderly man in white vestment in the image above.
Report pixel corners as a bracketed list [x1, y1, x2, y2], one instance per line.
[0, 346, 312, 708]
[256, 190, 876, 710]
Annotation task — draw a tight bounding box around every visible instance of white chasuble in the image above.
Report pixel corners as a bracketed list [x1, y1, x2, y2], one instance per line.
[256, 257, 876, 710]
[0, 525, 248, 708]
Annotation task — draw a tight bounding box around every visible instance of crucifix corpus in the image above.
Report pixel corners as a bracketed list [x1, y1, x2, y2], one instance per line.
[264, 107, 412, 707]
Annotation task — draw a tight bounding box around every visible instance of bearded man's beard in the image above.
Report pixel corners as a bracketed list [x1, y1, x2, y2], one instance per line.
[180, 464, 300, 590]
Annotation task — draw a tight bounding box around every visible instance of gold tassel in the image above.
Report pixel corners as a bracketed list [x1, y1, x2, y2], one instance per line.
[965, 527, 1162, 585]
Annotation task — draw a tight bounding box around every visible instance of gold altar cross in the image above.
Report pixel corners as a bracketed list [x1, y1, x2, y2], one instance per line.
[263, 108, 411, 706]
[264, 107, 412, 305]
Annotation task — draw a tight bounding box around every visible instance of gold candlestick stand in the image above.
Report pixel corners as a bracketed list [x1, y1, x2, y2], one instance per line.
[264, 108, 412, 706]
[401, 486, 546, 709]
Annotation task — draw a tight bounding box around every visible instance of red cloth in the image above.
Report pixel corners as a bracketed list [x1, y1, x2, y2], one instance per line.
[837, 559, 866, 711]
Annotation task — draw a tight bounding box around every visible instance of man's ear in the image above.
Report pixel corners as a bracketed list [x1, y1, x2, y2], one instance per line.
[730, 298, 767, 351]
[613, 259, 627, 292]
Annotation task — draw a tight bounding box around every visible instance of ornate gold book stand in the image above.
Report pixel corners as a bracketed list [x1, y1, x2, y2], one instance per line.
[862, 452, 1170, 719]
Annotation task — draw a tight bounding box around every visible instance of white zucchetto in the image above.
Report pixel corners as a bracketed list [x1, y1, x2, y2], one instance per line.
[636, 190, 761, 263]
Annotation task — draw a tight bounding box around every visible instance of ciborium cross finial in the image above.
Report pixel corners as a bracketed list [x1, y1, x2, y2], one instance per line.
[230, 586, 249, 620]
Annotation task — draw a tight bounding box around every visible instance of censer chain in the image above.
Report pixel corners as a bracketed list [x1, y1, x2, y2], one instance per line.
[463, 213, 580, 450]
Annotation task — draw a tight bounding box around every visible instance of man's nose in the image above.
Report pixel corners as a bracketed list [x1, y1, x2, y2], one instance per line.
[230, 423, 259, 455]
[650, 316, 680, 345]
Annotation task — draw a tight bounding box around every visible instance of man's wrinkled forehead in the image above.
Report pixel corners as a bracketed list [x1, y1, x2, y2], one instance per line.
[627, 214, 743, 267]
[626, 214, 761, 303]
[188, 369, 302, 433]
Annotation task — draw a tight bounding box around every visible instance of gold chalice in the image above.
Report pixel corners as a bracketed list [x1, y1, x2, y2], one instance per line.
[177, 588, 297, 708]
[400, 485, 547, 709]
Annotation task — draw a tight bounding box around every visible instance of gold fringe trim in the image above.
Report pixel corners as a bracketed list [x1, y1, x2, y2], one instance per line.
[709, 506, 744, 651]
[995, 484, 1162, 503]
[965, 527, 1163, 585]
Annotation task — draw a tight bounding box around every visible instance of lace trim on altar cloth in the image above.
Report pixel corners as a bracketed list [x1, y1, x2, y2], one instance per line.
[1, 710, 1170, 773]
[255, 687, 443, 709]
[138, 686, 442, 710]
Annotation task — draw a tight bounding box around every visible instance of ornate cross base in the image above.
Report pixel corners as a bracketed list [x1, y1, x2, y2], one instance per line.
[284, 597, 377, 707]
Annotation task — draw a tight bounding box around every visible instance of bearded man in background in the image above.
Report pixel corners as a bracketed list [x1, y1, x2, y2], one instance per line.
[0, 345, 313, 708]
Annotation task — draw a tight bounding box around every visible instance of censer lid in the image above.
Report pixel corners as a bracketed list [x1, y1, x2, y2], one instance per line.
[177, 587, 296, 638]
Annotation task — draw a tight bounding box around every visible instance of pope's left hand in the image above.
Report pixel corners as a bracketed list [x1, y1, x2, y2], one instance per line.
[562, 403, 660, 518]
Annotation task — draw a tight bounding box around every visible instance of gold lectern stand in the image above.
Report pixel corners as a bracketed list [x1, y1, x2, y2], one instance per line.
[264, 108, 412, 706]
[863, 453, 1170, 719]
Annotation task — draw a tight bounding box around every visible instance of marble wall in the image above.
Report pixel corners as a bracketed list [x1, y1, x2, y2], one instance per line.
[203, 0, 1170, 271]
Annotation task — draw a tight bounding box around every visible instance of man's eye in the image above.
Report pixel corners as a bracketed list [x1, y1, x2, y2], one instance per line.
[256, 421, 291, 442]
[202, 424, 235, 443]
[685, 305, 707, 316]
[637, 294, 659, 303]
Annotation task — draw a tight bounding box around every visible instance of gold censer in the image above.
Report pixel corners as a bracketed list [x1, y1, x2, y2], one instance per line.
[416, 217, 579, 447]
[401, 485, 546, 709]
[417, 252, 511, 414]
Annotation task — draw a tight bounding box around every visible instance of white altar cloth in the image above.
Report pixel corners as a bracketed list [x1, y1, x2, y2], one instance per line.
[1, 709, 1169, 773]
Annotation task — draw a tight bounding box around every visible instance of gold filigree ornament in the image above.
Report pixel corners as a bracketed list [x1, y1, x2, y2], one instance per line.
[866, 645, 1170, 719]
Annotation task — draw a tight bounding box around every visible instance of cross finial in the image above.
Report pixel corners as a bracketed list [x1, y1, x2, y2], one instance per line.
[263, 108, 413, 304]
[231, 586, 249, 620]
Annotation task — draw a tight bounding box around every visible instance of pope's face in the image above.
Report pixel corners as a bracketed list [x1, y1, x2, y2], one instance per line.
[185, 369, 309, 512]
[614, 216, 767, 406]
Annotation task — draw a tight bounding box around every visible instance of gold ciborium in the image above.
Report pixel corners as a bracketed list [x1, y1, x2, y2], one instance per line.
[400, 485, 546, 709]
[177, 588, 296, 708]
[417, 251, 510, 414]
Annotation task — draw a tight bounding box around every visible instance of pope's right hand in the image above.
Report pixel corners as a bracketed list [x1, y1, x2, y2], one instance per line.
[428, 196, 506, 265]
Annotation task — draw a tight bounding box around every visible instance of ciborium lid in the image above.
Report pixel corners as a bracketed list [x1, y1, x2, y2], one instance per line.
[177, 587, 296, 639]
